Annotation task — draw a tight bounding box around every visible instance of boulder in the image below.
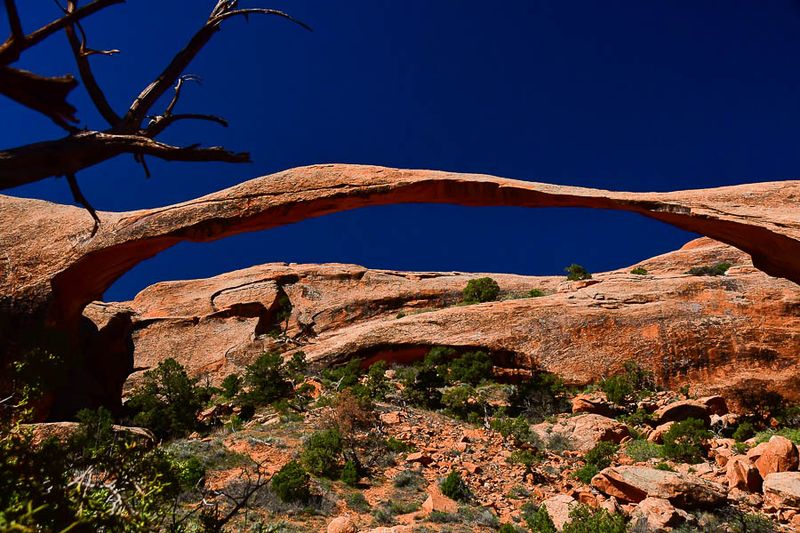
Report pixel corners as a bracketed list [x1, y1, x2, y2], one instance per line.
[652, 400, 710, 426]
[532, 414, 630, 453]
[327, 515, 357, 533]
[571, 393, 614, 417]
[629, 497, 691, 532]
[591, 466, 726, 509]
[542, 494, 577, 531]
[725, 455, 762, 492]
[647, 422, 675, 444]
[421, 485, 458, 514]
[406, 452, 434, 466]
[747, 436, 799, 478]
[763, 472, 800, 509]
[699, 395, 728, 416]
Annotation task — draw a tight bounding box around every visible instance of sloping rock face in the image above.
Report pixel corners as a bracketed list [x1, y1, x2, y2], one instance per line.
[98, 238, 800, 403]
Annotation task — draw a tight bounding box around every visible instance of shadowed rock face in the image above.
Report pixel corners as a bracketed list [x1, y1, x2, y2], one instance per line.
[3, 164, 800, 412]
[95, 238, 800, 403]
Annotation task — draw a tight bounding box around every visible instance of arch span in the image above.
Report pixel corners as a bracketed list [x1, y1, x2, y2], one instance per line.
[2, 163, 799, 334]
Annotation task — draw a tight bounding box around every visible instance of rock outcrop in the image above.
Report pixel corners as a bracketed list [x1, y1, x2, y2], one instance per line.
[4, 164, 800, 413]
[102, 238, 800, 403]
[591, 466, 727, 508]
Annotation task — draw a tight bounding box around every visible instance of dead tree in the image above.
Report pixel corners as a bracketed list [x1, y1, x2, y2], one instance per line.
[0, 0, 310, 233]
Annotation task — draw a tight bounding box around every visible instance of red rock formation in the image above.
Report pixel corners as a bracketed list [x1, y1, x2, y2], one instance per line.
[97, 238, 800, 403]
[3, 164, 800, 412]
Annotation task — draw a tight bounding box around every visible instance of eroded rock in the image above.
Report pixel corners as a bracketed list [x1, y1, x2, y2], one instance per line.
[591, 466, 727, 508]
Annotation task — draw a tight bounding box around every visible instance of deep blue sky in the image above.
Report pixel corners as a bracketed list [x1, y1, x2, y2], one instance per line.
[4, 1, 800, 301]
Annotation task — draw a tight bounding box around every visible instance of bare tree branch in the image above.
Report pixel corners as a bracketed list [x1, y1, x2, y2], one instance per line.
[0, 132, 249, 189]
[147, 113, 229, 137]
[0, 0, 124, 65]
[66, 173, 100, 236]
[64, 0, 121, 126]
[122, 3, 310, 130]
[0, 66, 79, 129]
[4, 0, 24, 44]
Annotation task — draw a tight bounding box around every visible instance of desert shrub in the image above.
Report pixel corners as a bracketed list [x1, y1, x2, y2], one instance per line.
[528, 288, 546, 297]
[509, 371, 569, 422]
[366, 360, 391, 399]
[442, 385, 486, 421]
[322, 358, 363, 390]
[491, 415, 540, 448]
[563, 505, 626, 533]
[341, 460, 358, 487]
[662, 418, 711, 463]
[447, 351, 493, 385]
[393, 469, 424, 489]
[601, 375, 633, 405]
[301, 428, 343, 478]
[0, 406, 183, 531]
[440, 470, 471, 501]
[463, 277, 500, 303]
[575, 441, 618, 483]
[545, 432, 574, 453]
[624, 439, 663, 462]
[687, 262, 731, 276]
[241, 352, 293, 406]
[498, 524, 518, 533]
[655, 461, 675, 471]
[220, 374, 241, 400]
[618, 408, 655, 427]
[399, 365, 444, 410]
[732, 421, 755, 442]
[507, 450, 542, 475]
[386, 437, 414, 453]
[601, 362, 656, 405]
[7, 348, 67, 414]
[126, 358, 206, 439]
[630, 267, 648, 275]
[754, 428, 800, 445]
[271, 461, 310, 503]
[345, 491, 370, 512]
[565, 264, 592, 281]
[523, 503, 557, 533]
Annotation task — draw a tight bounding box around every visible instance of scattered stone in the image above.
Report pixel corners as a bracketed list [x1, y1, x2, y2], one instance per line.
[406, 452, 433, 466]
[380, 411, 402, 425]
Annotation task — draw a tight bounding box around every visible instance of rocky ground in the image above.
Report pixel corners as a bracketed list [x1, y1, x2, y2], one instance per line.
[152, 362, 800, 533]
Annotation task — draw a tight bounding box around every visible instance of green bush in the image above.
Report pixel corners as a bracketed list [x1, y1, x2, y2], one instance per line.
[509, 372, 569, 423]
[687, 262, 732, 276]
[463, 277, 500, 303]
[241, 352, 293, 406]
[447, 351, 493, 385]
[366, 360, 391, 399]
[575, 441, 617, 483]
[0, 406, 183, 531]
[565, 264, 592, 281]
[126, 358, 206, 439]
[624, 439, 663, 462]
[528, 288, 546, 297]
[630, 267, 648, 275]
[341, 460, 358, 487]
[491, 415, 539, 448]
[523, 503, 557, 533]
[345, 491, 370, 512]
[323, 359, 363, 391]
[301, 428, 343, 478]
[440, 470, 471, 501]
[732, 421, 755, 442]
[220, 374, 241, 400]
[754, 428, 800, 445]
[386, 437, 414, 453]
[271, 460, 310, 503]
[600, 374, 633, 405]
[498, 524, 518, 533]
[562, 505, 626, 533]
[662, 418, 711, 463]
[441, 385, 482, 421]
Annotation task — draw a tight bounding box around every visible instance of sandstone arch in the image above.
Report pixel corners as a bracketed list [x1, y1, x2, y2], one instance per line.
[2, 163, 799, 339]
